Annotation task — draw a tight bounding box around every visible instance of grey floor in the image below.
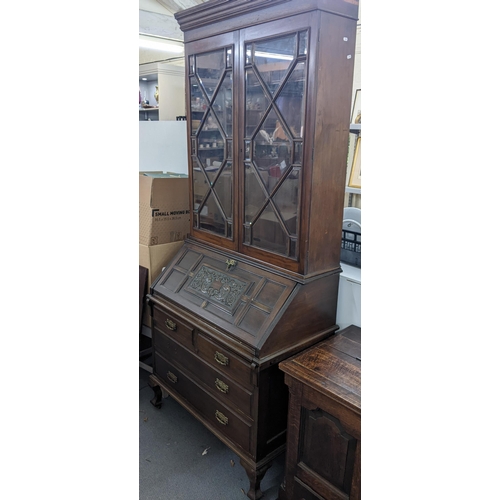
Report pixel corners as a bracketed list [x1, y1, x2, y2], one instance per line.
[139, 364, 285, 500]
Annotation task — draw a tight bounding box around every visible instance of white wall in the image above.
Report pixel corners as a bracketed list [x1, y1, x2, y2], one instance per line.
[139, 121, 189, 175]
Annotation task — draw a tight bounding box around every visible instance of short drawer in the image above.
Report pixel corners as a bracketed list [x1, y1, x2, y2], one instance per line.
[197, 333, 254, 389]
[155, 352, 252, 453]
[156, 332, 254, 417]
[153, 307, 194, 350]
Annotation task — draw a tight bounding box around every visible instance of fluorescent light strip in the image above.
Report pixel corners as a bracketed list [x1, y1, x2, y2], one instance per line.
[254, 51, 293, 61]
[139, 37, 184, 53]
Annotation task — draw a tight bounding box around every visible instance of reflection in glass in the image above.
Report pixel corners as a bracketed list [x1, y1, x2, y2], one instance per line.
[200, 191, 226, 235]
[190, 47, 234, 239]
[299, 30, 308, 56]
[252, 34, 295, 96]
[276, 61, 305, 138]
[214, 161, 232, 219]
[245, 68, 270, 138]
[252, 204, 288, 255]
[272, 168, 300, 235]
[243, 31, 308, 259]
[244, 164, 267, 224]
[196, 51, 224, 101]
[213, 73, 233, 135]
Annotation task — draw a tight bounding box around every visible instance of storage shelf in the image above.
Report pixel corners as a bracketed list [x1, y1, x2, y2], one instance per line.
[345, 186, 361, 194]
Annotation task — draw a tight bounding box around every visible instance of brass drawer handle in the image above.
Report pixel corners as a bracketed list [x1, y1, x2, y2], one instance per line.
[215, 378, 229, 394]
[167, 371, 178, 383]
[215, 410, 228, 425]
[165, 318, 177, 331]
[214, 351, 229, 366]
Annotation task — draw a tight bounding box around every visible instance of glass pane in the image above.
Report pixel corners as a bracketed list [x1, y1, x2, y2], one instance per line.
[189, 55, 195, 74]
[252, 204, 288, 255]
[190, 46, 234, 241]
[299, 31, 308, 56]
[244, 164, 267, 224]
[243, 31, 306, 260]
[200, 191, 225, 235]
[254, 33, 296, 96]
[272, 168, 300, 235]
[213, 72, 233, 136]
[198, 110, 225, 166]
[290, 238, 298, 259]
[254, 108, 292, 172]
[190, 76, 207, 133]
[214, 161, 232, 219]
[276, 61, 306, 138]
[193, 166, 209, 224]
[245, 68, 270, 138]
[196, 51, 225, 102]
[226, 48, 233, 68]
[293, 142, 303, 164]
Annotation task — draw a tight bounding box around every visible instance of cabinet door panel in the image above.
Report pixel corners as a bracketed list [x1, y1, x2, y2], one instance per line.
[242, 28, 308, 261]
[187, 34, 236, 245]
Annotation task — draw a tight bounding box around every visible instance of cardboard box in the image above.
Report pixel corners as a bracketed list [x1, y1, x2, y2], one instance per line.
[139, 240, 184, 327]
[139, 172, 190, 246]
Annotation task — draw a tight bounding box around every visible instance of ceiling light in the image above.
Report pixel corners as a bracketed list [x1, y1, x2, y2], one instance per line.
[255, 51, 293, 61]
[139, 36, 184, 53]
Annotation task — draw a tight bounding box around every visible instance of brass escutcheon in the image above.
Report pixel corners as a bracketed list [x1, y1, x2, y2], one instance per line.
[167, 371, 178, 383]
[215, 410, 229, 425]
[214, 351, 229, 366]
[165, 318, 177, 331]
[215, 378, 229, 394]
[225, 258, 237, 271]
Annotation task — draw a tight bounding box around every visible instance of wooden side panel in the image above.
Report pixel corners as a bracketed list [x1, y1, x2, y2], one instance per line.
[305, 12, 357, 275]
[258, 272, 339, 358]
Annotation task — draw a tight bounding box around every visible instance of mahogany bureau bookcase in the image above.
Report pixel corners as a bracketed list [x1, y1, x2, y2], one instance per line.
[145, 1, 359, 498]
[278, 325, 361, 500]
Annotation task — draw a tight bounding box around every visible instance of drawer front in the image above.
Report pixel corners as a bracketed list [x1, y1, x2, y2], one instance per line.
[153, 307, 194, 350]
[197, 333, 254, 389]
[155, 331, 254, 417]
[155, 352, 252, 453]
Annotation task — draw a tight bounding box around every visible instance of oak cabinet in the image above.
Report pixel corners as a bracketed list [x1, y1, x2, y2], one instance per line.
[278, 325, 361, 500]
[147, 1, 359, 499]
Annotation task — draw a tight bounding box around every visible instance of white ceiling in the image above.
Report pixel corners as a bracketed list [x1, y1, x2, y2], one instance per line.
[139, 0, 208, 64]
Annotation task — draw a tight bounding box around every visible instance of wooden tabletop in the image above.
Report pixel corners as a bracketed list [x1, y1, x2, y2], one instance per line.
[279, 325, 361, 413]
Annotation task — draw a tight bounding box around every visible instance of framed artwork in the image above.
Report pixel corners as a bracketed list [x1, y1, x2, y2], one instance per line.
[350, 89, 361, 124]
[348, 136, 361, 188]
[345, 132, 357, 181]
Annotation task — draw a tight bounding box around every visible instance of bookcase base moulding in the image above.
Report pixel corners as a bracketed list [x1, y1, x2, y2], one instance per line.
[146, 0, 359, 498]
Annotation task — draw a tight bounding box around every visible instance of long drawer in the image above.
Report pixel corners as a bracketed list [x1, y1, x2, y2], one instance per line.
[155, 351, 252, 453]
[154, 330, 254, 418]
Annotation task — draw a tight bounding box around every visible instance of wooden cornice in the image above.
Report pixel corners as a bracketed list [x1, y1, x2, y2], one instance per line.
[175, 0, 358, 36]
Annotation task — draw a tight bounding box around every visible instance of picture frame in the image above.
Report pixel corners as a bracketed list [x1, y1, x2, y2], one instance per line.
[348, 136, 361, 188]
[350, 89, 361, 124]
[345, 132, 357, 182]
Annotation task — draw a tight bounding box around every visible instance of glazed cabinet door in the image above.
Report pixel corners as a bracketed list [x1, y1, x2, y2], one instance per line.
[238, 14, 316, 274]
[186, 32, 239, 251]
[242, 29, 307, 263]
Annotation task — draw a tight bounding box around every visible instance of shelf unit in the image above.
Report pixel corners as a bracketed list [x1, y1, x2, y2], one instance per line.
[139, 62, 186, 121]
